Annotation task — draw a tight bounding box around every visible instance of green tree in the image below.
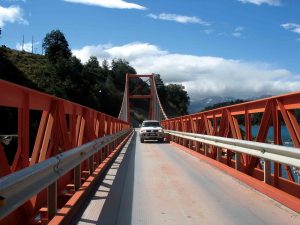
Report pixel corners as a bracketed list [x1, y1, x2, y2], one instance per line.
[0, 47, 38, 89]
[1, 32, 191, 120]
[166, 84, 190, 115]
[83, 56, 107, 83]
[154, 74, 167, 105]
[42, 30, 71, 63]
[110, 59, 136, 90]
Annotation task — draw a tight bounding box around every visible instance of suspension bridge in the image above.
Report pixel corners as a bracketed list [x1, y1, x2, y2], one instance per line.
[0, 74, 300, 225]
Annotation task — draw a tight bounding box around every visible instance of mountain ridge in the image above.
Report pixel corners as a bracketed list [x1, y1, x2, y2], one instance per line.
[188, 95, 272, 113]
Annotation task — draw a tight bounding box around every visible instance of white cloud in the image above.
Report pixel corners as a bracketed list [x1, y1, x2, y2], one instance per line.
[232, 32, 241, 37]
[72, 42, 300, 100]
[235, 26, 244, 32]
[63, 0, 146, 10]
[232, 26, 244, 38]
[72, 44, 112, 62]
[16, 41, 39, 52]
[0, 5, 28, 27]
[147, 13, 210, 25]
[238, 0, 281, 6]
[204, 29, 214, 35]
[281, 23, 300, 34]
[106, 42, 167, 58]
[232, 27, 244, 38]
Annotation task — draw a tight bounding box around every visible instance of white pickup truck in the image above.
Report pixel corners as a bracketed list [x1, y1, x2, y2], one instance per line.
[139, 120, 164, 143]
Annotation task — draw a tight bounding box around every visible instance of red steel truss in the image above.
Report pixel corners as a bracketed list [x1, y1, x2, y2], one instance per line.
[0, 80, 130, 225]
[161, 92, 300, 198]
[127, 74, 156, 121]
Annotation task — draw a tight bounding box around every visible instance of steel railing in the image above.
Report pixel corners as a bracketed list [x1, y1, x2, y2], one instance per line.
[166, 130, 300, 183]
[166, 130, 300, 167]
[0, 129, 131, 220]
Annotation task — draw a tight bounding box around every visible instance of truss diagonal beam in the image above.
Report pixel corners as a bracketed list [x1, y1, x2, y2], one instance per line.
[161, 90, 300, 198]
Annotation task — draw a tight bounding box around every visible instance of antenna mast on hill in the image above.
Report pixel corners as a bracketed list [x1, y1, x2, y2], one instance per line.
[32, 36, 34, 54]
[22, 35, 24, 51]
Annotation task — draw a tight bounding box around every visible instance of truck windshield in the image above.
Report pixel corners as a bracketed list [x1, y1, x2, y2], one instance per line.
[142, 122, 160, 127]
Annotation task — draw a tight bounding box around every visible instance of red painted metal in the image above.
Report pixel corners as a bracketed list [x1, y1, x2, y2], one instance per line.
[172, 141, 300, 214]
[48, 131, 133, 225]
[126, 74, 156, 121]
[162, 92, 300, 199]
[129, 95, 152, 99]
[0, 79, 130, 225]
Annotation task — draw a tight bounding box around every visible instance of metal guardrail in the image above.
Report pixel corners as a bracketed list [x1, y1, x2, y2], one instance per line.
[166, 130, 300, 168]
[0, 129, 131, 220]
[0, 135, 18, 145]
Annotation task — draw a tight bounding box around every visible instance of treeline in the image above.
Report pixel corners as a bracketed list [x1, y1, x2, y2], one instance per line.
[202, 99, 246, 112]
[0, 29, 189, 119]
[201, 98, 300, 127]
[201, 99, 266, 125]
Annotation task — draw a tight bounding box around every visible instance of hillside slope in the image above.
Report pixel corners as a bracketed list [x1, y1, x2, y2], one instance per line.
[0, 46, 47, 90]
[0, 46, 189, 120]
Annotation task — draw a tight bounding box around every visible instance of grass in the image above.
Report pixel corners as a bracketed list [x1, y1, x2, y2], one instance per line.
[0, 46, 48, 85]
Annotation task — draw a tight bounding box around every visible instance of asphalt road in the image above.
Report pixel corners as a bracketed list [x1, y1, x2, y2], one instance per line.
[72, 131, 300, 225]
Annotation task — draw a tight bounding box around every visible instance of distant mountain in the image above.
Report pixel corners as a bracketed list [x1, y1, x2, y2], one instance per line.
[188, 96, 236, 113]
[188, 95, 272, 113]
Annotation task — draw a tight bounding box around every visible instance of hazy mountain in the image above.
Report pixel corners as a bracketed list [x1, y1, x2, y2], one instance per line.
[188, 96, 236, 113]
[188, 95, 272, 113]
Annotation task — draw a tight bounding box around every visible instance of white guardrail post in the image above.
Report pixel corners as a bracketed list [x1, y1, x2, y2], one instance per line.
[165, 130, 300, 184]
[0, 129, 131, 220]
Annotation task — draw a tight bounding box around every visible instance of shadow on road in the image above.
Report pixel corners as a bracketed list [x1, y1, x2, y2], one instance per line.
[71, 132, 136, 225]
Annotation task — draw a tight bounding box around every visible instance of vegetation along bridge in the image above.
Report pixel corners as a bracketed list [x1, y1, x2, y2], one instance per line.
[0, 74, 300, 225]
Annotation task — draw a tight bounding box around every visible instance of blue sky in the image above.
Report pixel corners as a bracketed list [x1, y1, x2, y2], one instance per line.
[1, 0, 300, 101]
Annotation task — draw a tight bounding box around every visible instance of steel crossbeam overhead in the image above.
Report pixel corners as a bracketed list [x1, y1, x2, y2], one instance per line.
[118, 74, 168, 123]
[0, 80, 130, 225]
[161, 92, 300, 198]
[2, 73, 300, 225]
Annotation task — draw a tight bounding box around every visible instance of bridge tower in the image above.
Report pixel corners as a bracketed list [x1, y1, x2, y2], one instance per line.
[118, 74, 167, 124]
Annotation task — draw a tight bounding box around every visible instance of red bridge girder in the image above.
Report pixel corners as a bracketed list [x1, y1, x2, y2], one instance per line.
[162, 92, 300, 198]
[0, 79, 130, 225]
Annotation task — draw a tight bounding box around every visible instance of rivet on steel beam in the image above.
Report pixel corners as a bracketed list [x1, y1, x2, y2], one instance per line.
[0, 196, 6, 206]
[80, 151, 86, 156]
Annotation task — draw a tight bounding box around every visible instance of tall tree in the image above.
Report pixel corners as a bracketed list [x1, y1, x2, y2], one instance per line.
[110, 59, 136, 90]
[83, 56, 106, 83]
[166, 84, 190, 115]
[154, 74, 167, 105]
[42, 30, 71, 63]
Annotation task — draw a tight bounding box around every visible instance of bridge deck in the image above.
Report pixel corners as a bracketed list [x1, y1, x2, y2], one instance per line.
[72, 131, 300, 225]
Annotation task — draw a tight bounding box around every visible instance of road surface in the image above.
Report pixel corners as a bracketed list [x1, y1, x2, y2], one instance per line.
[72, 131, 300, 225]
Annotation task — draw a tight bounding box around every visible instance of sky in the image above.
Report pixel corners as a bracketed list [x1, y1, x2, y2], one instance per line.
[0, 0, 300, 101]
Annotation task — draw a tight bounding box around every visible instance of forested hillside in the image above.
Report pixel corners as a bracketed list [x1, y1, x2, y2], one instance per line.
[0, 30, 189, 120]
